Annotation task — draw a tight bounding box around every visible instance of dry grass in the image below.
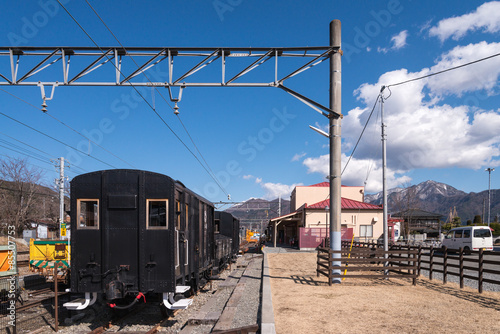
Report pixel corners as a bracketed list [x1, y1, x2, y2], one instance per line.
[0, 236, 29, 252]
[268, 252, 500, 334]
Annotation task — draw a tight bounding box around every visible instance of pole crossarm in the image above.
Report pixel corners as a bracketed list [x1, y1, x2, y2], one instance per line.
[278, 84, 342, 119]
[0, 46, 339, 90]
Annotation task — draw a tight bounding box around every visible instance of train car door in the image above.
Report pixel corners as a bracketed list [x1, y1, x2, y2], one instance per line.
[71, 172, 102, 294]
[102, 171, 140, 295]
[174, 189, 188, 281]
[184, 194, 191, 279]
[142, 172, 175, 294]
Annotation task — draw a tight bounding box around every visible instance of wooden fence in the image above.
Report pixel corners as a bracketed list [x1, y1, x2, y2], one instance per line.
[336, 241, 500, 293]
[316, 244, 418, 286]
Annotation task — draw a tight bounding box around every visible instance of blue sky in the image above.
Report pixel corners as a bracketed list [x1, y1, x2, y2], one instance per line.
[0, 0, 499, 203]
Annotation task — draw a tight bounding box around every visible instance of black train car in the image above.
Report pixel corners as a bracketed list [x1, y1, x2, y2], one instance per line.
[215, 211, 240, 260]
[65, 169, 215, 311]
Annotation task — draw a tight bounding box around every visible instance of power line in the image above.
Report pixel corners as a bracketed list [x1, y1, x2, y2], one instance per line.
[0, 152, 61, 176]
[176, 114, 228, 196]
[0, 131, 87, 174]
[0, 145, 52, 167]
[0, 110, 117, 169]
[341, 95, 380, 176]
[0, 184, 59, 199]
[84, 0, 229, 197]
[387, 52, 500, 88]
[349, 51, 500, 177]
[57, 0, 229, 197]
[0, 86, 135, 169]
[0, 138, 50, 162]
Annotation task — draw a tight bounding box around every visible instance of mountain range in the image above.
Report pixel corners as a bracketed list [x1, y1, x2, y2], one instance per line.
[225, 198, 290, 228]
[225, 180, 499, 225]
[364, 180, 500, 223]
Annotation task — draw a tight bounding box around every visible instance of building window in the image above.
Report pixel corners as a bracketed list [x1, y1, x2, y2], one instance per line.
[351, 215, 357, 225]
[147, 199, 168, 229]
[77, 199, 99, 229]
[359, 225, 373, 238]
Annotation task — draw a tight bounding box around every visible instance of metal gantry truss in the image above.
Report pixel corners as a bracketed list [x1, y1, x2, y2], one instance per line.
[0, 46, 342, 118]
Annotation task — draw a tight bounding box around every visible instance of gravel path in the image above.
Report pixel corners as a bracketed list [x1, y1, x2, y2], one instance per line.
[47, 253, 263, 333]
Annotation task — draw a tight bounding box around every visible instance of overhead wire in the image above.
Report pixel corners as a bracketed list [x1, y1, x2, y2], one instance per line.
[0, 110, 117, 169]
[175, 114, 222, 191]
[363, 99, 382, 186]
[387, 52, 500, 88]
[0, 152, 63, 176]
[0, 183, 60, 199]
[0, 131, 86, 174]
[345, 50, 500, 179]
[0, 86, 135, 169]
[84, 0, 229, 197]
[341, 95, 380, 176]
[57, 0, 229, 197]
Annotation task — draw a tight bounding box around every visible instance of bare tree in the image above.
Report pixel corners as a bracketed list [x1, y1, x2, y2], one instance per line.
[0, 157, 45, 233]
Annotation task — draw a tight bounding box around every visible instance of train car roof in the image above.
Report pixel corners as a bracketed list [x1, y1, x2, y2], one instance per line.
[71, 169, 214, 206]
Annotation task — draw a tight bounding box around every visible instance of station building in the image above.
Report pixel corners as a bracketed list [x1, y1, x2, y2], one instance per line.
[268, 182, 387, 250]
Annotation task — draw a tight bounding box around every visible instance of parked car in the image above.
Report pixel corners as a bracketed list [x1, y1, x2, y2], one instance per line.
[494, 237, 500, 246]
[441, 226, 493, 254]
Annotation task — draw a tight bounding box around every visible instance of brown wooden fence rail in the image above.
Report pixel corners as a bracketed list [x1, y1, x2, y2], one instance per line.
[346, 241, 500, 293]
[316, 246, 418, 286]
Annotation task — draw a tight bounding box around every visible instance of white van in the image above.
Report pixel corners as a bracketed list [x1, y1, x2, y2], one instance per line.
[441, 226, 493, 253]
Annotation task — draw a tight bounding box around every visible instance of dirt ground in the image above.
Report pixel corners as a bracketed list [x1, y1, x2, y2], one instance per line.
[267, 252, 500, 334]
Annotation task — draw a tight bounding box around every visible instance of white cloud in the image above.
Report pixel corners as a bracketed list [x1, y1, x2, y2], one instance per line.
[391, 30, 408, 50]
[426, 41, 500, 97]
[302, 153, 411, 193]
[429, 1, 500, 42]
[377, 46, 388, 54]
[291, 152, 306, 162]
[255, 177, 262, 184]
[303, 41, 500, 193]
[242, 174, 254, 180]
[258, 181, 303, 200]
[377, 30, 408, 54]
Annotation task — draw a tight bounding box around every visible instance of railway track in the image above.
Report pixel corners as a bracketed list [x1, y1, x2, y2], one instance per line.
[10, 254, 261, 333]
[16, 291, 69, 312]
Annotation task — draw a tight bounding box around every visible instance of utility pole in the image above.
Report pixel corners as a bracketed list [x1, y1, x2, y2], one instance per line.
[330, 19, 342, 284]
[56, 157, 67, 239]
[486, 168, 495, 227]
[380, 87, 389, 273]
[278, 196, 281, 217]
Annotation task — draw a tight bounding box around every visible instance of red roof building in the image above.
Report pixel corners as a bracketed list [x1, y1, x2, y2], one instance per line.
[269, 182, 385, 250]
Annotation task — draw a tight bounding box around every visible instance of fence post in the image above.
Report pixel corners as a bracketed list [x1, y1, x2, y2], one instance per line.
[459, 247, 464, 289]
[54, 263, 59, 332]
[417, 246, 422, 277]
[329, 248, 333, 286]
[429, 246, 434, 281]
[317, 249, 320, 278]
[478, 248, 484, 293]
[412, 249, 416, 286]
[443, 246, 448, 285]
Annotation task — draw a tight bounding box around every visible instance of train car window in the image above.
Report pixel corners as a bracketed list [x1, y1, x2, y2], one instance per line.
[77, 199, 99, 229]
[176, 200, 181, 230]
[214, 219, 220, 233]
[147, 199, 168, 229]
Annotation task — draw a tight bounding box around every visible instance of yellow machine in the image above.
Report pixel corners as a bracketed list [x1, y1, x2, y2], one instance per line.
[0, 244, 17, 277]
[29, 239, 70, 278]
[245, 229, 260, 243]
